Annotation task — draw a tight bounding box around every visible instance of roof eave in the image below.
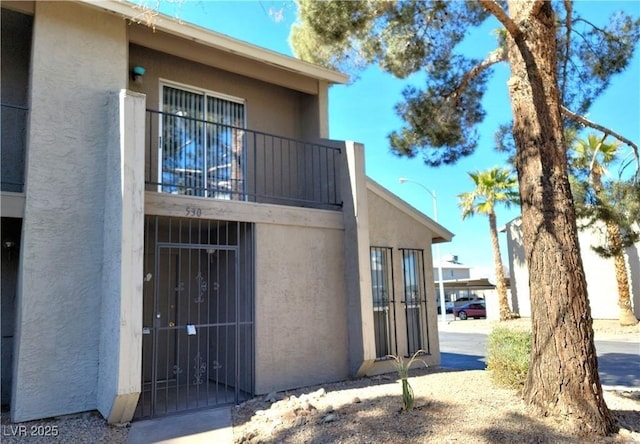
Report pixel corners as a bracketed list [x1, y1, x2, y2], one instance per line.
[366, 178, 454, 243]
[78, 0, 349, 85]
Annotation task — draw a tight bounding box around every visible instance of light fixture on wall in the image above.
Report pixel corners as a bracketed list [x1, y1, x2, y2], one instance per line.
[131, 65, 146, 84]
[3, 239, 16, 260]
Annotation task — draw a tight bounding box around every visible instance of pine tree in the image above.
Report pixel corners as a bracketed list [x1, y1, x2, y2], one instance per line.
[290, 1, 639, 435]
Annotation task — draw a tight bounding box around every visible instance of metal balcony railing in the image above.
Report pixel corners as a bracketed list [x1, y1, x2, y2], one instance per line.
[145, 109, 342, 210]
[1, 103, 28, 193]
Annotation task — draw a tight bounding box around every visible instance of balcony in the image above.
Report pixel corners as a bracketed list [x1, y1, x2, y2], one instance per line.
[1, 103, 28, 193]
[144, 110, 342, 210]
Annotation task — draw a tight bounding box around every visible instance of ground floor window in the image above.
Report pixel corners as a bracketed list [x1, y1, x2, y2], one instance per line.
[370, 247, 397, 358]
[400, 249, 430, 355]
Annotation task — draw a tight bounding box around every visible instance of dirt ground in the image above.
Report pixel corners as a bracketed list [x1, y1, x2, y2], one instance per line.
[0, 319, 636, 443]
[232, 319, 640, 444]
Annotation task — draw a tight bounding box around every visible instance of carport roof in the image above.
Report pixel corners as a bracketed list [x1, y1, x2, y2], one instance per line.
[434, 277, 511, 289]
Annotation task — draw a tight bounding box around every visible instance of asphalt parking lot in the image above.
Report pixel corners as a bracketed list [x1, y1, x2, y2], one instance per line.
[438, 318, 640, 390]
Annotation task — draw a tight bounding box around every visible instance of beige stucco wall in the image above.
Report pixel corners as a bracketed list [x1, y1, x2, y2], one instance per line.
[127, 23, 322, 95]
[129, 44, 319, 141]
[254, 223, 349, 394]
[12, 1, 127, 422]
[97, 90, 146, 424]
[507, 219, 640, 319]
[129, 43, 335, 205]
[366, 187, 441, 370]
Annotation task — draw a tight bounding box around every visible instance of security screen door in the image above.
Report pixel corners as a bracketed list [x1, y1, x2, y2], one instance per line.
[136, 237, 252, 419]
[160, 85, 245, 199]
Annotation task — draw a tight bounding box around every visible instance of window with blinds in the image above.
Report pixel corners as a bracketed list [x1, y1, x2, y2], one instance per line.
[160, 85, 245, 199]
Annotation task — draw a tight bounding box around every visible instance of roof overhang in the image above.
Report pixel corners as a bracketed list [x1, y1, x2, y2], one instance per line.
[434, 277, 510, 289]
[366, 179, 454, 243]
[77, 0, 349, 85]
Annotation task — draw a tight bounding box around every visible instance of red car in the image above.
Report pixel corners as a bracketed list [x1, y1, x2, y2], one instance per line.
[454, 301, 486, 320]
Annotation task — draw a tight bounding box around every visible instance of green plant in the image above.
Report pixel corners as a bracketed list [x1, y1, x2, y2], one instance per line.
[387, 350, 427, 411]
[486, 327, 531, 390]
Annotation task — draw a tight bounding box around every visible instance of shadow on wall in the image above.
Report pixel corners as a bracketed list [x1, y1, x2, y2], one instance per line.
[506, 220, 527, 315]
[628, 245, 640, 318]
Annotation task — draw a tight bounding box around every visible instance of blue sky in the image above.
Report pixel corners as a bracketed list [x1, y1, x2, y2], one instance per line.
[151, 0, 639, 269]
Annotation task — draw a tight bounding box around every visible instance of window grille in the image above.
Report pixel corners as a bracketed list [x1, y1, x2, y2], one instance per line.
[400, 249, 430, 355]
[370, 247, 397, 358]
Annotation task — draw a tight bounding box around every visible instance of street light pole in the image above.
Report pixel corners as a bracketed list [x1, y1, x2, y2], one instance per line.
[399, 178, 447, 323]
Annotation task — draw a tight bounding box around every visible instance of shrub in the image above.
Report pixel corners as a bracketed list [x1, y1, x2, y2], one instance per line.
[486, 327, 531, 389]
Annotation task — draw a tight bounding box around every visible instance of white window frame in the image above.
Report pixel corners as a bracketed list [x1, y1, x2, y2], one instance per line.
[157, 79, 247, 199]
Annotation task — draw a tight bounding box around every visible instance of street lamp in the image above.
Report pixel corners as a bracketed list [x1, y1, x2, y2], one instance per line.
[399, 178, 447, 323]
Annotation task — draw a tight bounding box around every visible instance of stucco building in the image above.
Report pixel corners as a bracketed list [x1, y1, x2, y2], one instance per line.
[433, 256, 508, 319]
[505, 217, 639, 319]
[0, 1, 452, 424]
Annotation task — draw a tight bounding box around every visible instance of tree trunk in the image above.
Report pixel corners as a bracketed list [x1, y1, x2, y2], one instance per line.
[590, 162, 638, 327]
[488, 212, 515, 321]
[505, 0, 615, 436]
[605, 221, 639, 326]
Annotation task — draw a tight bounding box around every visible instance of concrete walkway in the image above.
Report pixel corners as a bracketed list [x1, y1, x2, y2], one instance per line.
[127, 407, 233, 444]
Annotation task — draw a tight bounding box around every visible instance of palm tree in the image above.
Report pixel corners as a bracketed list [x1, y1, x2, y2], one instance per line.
[458, 167, 520, 321]
[572, 134, 638, 326]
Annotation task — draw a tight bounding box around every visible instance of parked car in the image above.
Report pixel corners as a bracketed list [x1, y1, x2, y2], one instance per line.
[454, 301, 486, 320]
[454, 296, 484, 306]
[437, 300, 454, 314]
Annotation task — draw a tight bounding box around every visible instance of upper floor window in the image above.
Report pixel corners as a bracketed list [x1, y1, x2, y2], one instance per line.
[1, 9, 33, 193]
[160, 84, 245, 199]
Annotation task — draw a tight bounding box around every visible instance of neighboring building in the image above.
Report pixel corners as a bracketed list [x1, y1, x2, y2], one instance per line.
[0, 1, 452, 424]
[433, 256, 510, 319]
[505, 217, 640, 319]
[435, 255, 472, 281]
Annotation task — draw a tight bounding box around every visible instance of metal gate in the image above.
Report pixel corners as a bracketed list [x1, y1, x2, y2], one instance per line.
[135, 217, 254, 419]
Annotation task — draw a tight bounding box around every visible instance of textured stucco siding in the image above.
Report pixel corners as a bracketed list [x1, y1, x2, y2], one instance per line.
[11, 2, 127, 421]
[340, 142, 376, 377]
[128, 44, 311, 141]
[254, 223, 349, 394]
[367, 188, 441, 367]
[97, 91, 146, 424]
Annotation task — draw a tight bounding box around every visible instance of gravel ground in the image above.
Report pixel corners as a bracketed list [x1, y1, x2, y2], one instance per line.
[2, 319, 637, 443]
[233, 319, 640, 443]
[0, 410, 128, 443]
[232, 369, 640, 444]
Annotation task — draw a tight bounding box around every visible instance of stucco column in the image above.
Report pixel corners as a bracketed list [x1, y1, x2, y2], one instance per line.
[97, 90, 146, 424]
[317, 80, 329, 139]
[10, 2, 128, 423]
[341, 141, 376, 376]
